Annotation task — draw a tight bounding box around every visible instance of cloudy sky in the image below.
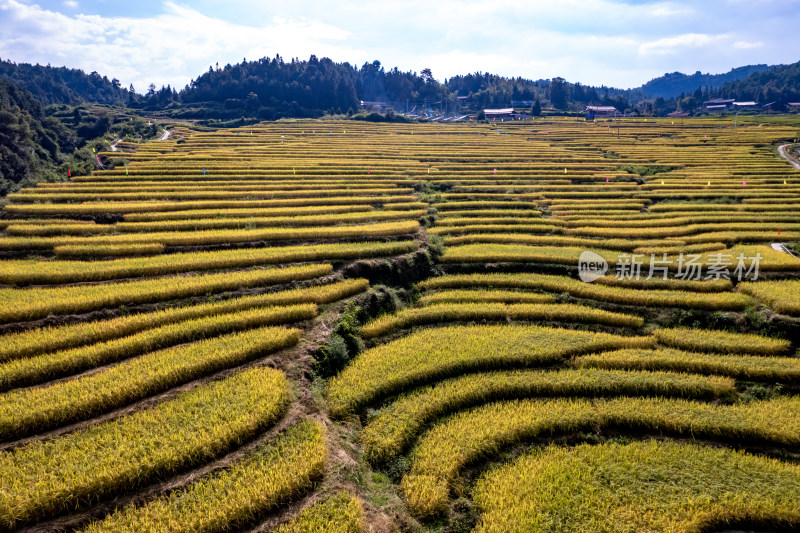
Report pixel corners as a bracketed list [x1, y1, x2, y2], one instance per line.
[1, 0, 798, 93]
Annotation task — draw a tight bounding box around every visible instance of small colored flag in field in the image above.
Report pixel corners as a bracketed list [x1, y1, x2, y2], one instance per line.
[493, 168, 497, 173]
[779, 229, 781, 235]
[68, 170, 71, 177]
[606, 177, 609, 182]
[743, 180, 747, 185]
[784, 180, 787, 184]
[125, 167, 128, 176]
[367, 168, 370, 174]
[564, 168, 567, 174]
[708, 181, 711, 186]
[203, 168, 206, 175]
[661, 180, 664, 184]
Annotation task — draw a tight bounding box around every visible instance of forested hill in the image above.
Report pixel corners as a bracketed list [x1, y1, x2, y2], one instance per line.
[179, 56, 446, 118]
[715, 61, 800, 104]
[0, 58, 131, 106]
[638, 65, 773, 98]
[0, 79, 77, 195]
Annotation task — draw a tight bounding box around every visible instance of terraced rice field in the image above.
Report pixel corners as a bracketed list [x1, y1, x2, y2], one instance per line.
[1, 116, 799, 531]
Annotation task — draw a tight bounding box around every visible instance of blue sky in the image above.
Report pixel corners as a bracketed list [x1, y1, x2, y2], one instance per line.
[1, 0, 798, 93]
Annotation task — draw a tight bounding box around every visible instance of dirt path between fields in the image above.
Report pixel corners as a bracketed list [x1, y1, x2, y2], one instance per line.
[778, 144, 800, 170]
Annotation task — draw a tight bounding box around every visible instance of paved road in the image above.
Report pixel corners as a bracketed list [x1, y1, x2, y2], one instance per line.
[778, 144, 800, 170]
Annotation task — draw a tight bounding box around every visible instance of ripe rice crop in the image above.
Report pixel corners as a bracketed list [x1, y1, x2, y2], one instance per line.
[271, 491, 363, 533]
[428, 224, 560, 236]
[574, 348, 800, 381]
[440, 244, 620, 265]
[416, 272, 749, 310]
[591, 274, 732, 292]
[0, 325, 301, 440]
[359, 302, 643, 338]
[7, 210, 426, 236]
[123, 204, 372, 222]
[0, 366, 290, 530]
[0, 264, 330, 323]
[54, 243, 165, 257]
[402, 396, 800, 517]
[437, 209, 541, 218]
[417, 290, 556, 305]
[1, 195, 419, 215]
[83, 420, 327, 533]
[473, 440, 800, 533]
[738, 279, 800, 316]
[0, 279, 367, 361]
[362, 368, 735, 463]
[0, 242, 415, 285]
[0, 304, 315, 391]
[442, 234, 683, 251]
[653, 327, 792, 355]
[327, 325, 654, 416]
[8, 187, 410, 202]
[0, 221, 420, 251]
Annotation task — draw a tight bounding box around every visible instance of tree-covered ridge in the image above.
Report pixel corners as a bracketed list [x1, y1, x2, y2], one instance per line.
[638, 65, 773, 99]
[716, 61, 800, 106]
[178, 56, 448, 119]
[0, 79, 77, 196]
[0, 59, 130, 106]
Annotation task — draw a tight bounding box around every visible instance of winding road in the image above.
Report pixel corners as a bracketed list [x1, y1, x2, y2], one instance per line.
[778, 143, 800, 170]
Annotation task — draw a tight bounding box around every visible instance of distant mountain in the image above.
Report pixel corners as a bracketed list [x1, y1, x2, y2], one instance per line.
[0, 58, 130, 106]
[638, 65, 774, 98]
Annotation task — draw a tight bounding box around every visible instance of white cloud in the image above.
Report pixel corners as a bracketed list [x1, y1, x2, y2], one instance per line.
[62, 0, 77, 8]
[0, 0, 796, 91]
[0, 0, 355, 91]
[638, 33, 727, 55]
[732, 40, 763, 49]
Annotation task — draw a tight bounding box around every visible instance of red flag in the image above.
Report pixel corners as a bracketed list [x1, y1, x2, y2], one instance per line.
[67, 170, 71, 177]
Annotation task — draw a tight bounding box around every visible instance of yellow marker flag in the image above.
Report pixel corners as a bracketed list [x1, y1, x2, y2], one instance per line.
[428, 168, 430, 174]
[661, 180, 664, 185]
[784, 180, 787, 184]
[125, 167, 128, 176]
[293, 168, 296, 175]
[564, 168, 567, 174]
[707, 181, 711, 186]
